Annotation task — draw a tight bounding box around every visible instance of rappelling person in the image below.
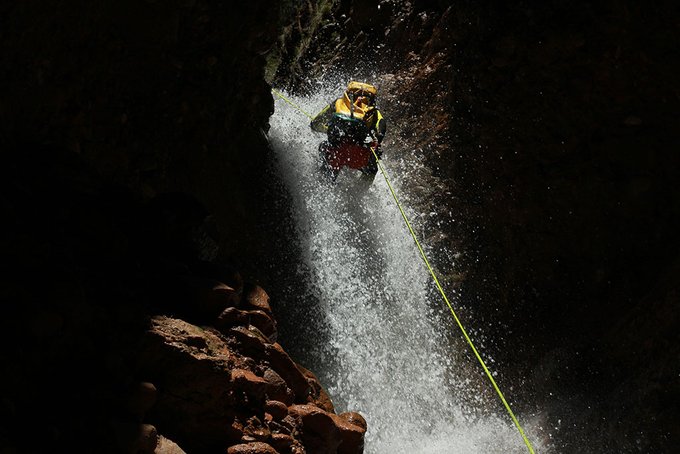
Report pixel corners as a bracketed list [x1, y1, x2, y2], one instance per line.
[310, 81, 386, 184]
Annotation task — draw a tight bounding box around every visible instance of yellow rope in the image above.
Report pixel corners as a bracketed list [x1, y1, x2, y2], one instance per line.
[271, 87, 535, 452]
[370, 147, 536, 454]
[272, 88, 314, 120]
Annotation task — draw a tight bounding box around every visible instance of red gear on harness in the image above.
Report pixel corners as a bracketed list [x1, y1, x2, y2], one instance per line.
[323, 140, 374, 172]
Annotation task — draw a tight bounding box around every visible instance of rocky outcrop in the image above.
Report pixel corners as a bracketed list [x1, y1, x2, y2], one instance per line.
[135, 314, 364, 453]
[0, 0, 366, 452]
[0, 143, 365, 452]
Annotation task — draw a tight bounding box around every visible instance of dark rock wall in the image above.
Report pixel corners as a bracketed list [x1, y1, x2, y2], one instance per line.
[274, 0, 679, 451]
[430, 4, 679, 450]
[0, 1, 369, 453]
[1, 0, 277, 264]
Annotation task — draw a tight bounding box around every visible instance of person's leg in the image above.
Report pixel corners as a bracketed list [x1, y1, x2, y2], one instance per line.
[319, 141, 339, 182]
[357, 160, 377, 190]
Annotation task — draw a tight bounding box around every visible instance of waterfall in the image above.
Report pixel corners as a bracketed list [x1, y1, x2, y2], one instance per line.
[267, 88, 546, 454]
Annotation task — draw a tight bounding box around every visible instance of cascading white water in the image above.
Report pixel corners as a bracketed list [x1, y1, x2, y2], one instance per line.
[268, 87, 546, 454]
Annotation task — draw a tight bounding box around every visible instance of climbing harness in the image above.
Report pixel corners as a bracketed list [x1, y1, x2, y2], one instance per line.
[272, 88, 536, 454]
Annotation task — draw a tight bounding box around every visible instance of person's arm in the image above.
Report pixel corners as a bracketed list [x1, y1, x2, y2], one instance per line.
[310, 103, 334, 133]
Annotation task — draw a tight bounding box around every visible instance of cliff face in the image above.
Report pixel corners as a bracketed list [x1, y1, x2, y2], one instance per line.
[271, 0, 679, 451]
[1, 1, 366, 453]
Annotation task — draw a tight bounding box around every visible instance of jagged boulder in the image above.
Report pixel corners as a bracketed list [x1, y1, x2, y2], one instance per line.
[135, 315, 365, 453]
[288, 404, 366, 454]
[297, 364, 335, 413]
[154, 435, 187, 454]
[227, 442, 280, 454]
[217, 307, 278, 341]
[242, 283, 274, 316]
[136, 316, 246, 450]
[264, 343, 312, 403]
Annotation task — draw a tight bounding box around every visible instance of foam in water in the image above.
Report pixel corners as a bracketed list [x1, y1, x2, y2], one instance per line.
[268, 87, 546, 454]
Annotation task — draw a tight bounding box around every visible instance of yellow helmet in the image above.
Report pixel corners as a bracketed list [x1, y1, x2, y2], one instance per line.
[346, 81, 377, 96]
[345, 81, 377, 105]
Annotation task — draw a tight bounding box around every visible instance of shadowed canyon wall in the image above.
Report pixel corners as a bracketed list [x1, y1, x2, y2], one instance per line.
[1, 1, 366, 453]
[1, 0, 278, 264]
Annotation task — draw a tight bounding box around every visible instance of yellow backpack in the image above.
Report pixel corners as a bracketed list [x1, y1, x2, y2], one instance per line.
[333, 81, 378, 125]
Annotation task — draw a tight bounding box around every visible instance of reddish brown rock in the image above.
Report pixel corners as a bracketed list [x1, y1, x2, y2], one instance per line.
[279, 415, 298, 434]
[288, 405, 336, 434]
[155, 435, 186, 454]
[242, 416, 271, 442]
[290, 444, 306, 454]
[230, 325, 270, 356]
[137, 317, 246, 450]
[264, 400, 288, 421]
[288, 405, 342, 454]
[216, 307, 277, 342]
[297, 364, 334, 413]
[264, 343, 310, 402]
[227, 442, 279, 454]
[216, 307, 248, 329]
[132, 306, 351, 453]
[267, 420, 292, 437]
[242, 284, 272, 315]
[338, 412, 367, 432]
[230, 418, 246, 442]
[269, 433, 295, 452]
[247, 310, 278, 341]
[330, 413, 366, 454]
[261, 368, 293, 405]
[231, 369, 269, 402]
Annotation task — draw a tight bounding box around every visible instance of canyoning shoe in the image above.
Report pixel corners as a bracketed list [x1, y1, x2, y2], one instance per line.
[355, 172, 375, 192]
[319, 162, 339, 183]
